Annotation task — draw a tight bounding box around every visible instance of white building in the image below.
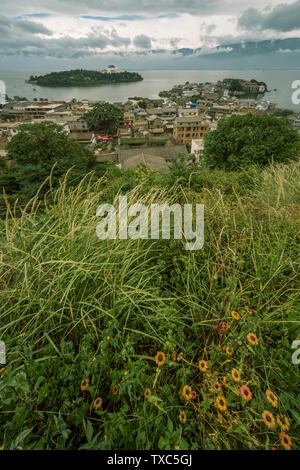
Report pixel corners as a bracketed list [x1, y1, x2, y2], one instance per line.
[106, 65, 120, 74]
[191, 139, 204, 160]
[182, 90, 196, 97]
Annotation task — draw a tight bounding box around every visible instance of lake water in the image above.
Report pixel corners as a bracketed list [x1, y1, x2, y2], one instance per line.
[1, 69, 300, 111]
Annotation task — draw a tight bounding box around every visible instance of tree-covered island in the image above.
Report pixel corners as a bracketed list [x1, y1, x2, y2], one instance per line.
[26, 69, 143, 87]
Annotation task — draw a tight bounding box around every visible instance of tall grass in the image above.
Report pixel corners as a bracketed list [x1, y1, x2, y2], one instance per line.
[0, 160, 299, 449]
[0, 162, 299, 346]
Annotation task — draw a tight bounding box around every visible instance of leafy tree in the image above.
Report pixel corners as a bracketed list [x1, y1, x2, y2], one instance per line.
[228, 79, 243, 92]
[203, 113, 300, 171]
[138, 100, 147, 110]
[84, 102, 123, 134]
[13, 96, 28, 101]
[1, 121, 97, 202]
[0, 112, 12, 122]
[273, 109, 294, 118]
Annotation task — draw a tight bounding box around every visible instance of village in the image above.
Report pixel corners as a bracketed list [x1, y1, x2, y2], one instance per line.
[1, 76, 300, 173]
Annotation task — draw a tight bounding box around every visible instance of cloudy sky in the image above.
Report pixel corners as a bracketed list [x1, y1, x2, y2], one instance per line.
[1, 0, 300, 69]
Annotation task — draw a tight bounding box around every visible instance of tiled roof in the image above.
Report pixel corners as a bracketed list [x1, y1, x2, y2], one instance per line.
[118, 144, 188, 163]
[121, 152, 170, 173]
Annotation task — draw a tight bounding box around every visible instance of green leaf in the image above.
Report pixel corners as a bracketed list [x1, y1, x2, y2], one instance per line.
[86, 420, 93, 442]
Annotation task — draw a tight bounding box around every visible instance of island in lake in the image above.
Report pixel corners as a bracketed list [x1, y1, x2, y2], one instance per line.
[26, 68, 143, 87]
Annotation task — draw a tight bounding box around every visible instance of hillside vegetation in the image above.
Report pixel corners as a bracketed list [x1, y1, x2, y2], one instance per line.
[27, 70, 143, 87]
[0, 160, 299, 450]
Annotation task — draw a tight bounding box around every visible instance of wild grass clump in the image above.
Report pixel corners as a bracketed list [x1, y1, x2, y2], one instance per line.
[0, 160, 299, 450]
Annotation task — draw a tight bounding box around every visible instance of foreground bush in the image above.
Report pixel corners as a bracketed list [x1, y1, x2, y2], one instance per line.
[203, 113, 300, 171]
[0, 161, 299, 450]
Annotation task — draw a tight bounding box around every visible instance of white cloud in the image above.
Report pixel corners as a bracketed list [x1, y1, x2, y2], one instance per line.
[0, 1, 299, 67]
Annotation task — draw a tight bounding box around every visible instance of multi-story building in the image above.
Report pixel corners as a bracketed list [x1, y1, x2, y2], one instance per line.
[149, 107, 177, 118]
[173, 116, 210, 144]
[64, 120, 93, 144]
[4, 101, 66, 121]
[178, 107, 199, 118]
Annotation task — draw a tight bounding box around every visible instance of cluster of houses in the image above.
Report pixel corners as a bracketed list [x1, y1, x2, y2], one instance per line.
[1, 80, 300, 173]
[161, 79, 267, 101]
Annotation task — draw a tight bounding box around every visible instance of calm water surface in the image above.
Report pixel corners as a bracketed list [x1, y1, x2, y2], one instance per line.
[1, 69, 300, 111]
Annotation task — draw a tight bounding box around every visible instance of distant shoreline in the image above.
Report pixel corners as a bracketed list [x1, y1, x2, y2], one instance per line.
[25, 81, 141, 88]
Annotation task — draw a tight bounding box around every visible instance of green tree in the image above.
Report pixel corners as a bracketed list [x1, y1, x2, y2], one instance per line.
[203, 113, 300, 171]
[1, 121, 96, 201]
[273, 109, 294, 118]
[84, 102, 123, 134]
[228, 79, 243, 92]
[138, 100, 147, 110]
[0, 112, 12, 122]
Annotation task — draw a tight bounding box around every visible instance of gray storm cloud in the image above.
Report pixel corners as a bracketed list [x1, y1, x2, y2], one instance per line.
[133, 35, 152, 49]
[0, 15, 53, 36]
[238, 1, 300, 32]
[0, 1, 299, 66]
[0, 0, 279, 16]
[0, 15, 132, 58]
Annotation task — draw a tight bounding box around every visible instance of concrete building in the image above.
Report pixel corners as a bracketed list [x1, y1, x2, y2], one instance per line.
[64, 120, 93, 144]
[178, 108, 199, 118]
[191, 139, 204, 155]
[173, 116, 210, 144]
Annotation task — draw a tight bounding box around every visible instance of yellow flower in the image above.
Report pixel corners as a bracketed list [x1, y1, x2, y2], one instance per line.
[80, 379, 89, 391]
[231, 311, 240, 320]
[198, 360, 208, 372]
[182, 385, 193, 401]
[262, 410, 275, 429]
[225, 346, 233, 356]
[177, 352, 183, 362]
[277, 415, 290, 432]
[93, 397, 103, 410]
[266, 389, 278, 408]
[0, 368, 5, 374]
[247, 333, 259, 346]
[144, 388, 151, 400]
[231, 368, 241, 383]
[112, 384, 119, 395]
[223, 377, 230, 388]
[179, 410, 187, 424]
[155, 351, 166, 367]
[279, 432, 292, 450]
[216, 396, 227, 412]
